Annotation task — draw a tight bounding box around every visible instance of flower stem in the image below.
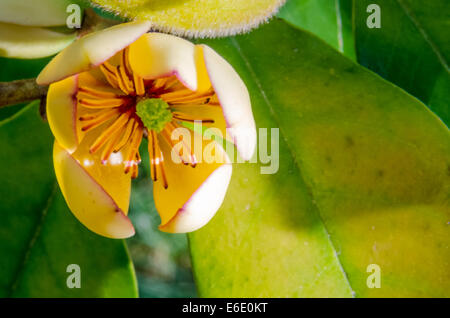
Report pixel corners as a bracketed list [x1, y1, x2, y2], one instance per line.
[0, 79, 47, 108]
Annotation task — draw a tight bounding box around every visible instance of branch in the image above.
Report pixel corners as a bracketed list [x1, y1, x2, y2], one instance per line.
[0, 79, 47, 108]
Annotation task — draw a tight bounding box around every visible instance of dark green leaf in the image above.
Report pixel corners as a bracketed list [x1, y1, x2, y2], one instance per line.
[352, 0, 449, 125]
[0, 56, 52, 120]
[0, 103, 138, 297]
[278, 0, 356, 59]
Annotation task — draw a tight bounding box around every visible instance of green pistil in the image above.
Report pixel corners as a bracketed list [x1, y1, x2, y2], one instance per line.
[135, 98, 172, 132]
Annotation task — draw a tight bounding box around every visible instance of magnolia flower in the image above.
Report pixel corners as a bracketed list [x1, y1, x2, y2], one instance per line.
[37, 21, 256, 239]
[0, 0, 78, 58]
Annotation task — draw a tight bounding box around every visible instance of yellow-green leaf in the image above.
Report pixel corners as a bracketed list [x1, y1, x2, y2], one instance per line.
[189, 19, 450, 297]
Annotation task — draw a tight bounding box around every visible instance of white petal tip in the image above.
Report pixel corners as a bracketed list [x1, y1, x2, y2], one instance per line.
[159, 163, 232, 233]
[37, 21, 152, 85]
[228, 125, 257, 161]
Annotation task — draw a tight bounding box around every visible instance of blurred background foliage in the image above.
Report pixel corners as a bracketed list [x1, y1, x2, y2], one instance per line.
[127, 141, 197, 298]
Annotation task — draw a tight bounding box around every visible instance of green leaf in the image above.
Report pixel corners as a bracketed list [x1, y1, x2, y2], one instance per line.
[189, 19, 449, 297]
[0, 56, 52, 120]
[352, 0, 449, 125]
[0, 103, 138, 297]
[278, 0, 356, 59]
[0, 57, 52, 82]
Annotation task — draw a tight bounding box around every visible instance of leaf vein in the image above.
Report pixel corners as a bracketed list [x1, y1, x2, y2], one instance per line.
[396, 0, 449, 71]
[335, 0, 345, 53]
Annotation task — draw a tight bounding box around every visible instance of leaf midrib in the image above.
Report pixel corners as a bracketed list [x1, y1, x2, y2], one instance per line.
[229, 37, 356, 297]
[395, 0, 449, 72]
[335, 0, 345, 53]
[7, 182, 58, 296]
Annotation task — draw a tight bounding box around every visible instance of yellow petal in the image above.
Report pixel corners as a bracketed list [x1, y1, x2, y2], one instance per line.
[155, 130, 232, 233]
[46, 71, 124, 153]
[171, 104, 227, 138]
[194, 45, 214, 93]
[37, 21, 151, 85]
[53, 135, 134, 238]
[46, 76, 79, 153]
[0, 0, 74, 26]
[128, 33, 198, 91]
[90, 0, 286, 38]
[0, 22, 75, 59]
[200, 44, 256, 160]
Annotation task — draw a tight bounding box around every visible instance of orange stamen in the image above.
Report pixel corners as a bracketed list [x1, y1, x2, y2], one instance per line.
[100, 63, 119, 89]
[148, 129, 157, 181]
[168, 95, 212, 105]
[158, 89, 192, 100]
[100, 124, 126, 164]
[162, 76, 180, 90]
[148, 130, 168, 188]
[113, 118, 137, 152]
[122, 48, 133, 78]
[78, 97, 125, 108]
[151, 78, 169, 91]
[172, 112, 215, 124]
[161, 122, 196, 167]
[80, 108, 120, 132]
[130, 161, 139, 179]
[90, 110, 132, 153]
[116, 65, 134, 95]
[120, 65, 134, 93]
[133, 73, 145, 96]
[124, 124, 143, 174]
[78, 86, 119, 99]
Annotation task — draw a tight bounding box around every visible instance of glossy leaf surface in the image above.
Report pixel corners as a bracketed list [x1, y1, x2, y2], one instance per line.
[189, 19, 450, 297]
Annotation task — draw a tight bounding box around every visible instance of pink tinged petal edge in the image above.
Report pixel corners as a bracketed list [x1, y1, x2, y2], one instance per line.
[54, 143, 135, 239]
[159, 162, 233, 233]
[128, 33, 198, 91]
[201, 44, 257, 161]
[46, 75, 79, 154]
[37, 21, 151, 85]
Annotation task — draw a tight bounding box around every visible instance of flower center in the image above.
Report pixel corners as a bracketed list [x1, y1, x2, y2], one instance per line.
[135, 98, 173, 133]
[76, 47, 218, 185]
